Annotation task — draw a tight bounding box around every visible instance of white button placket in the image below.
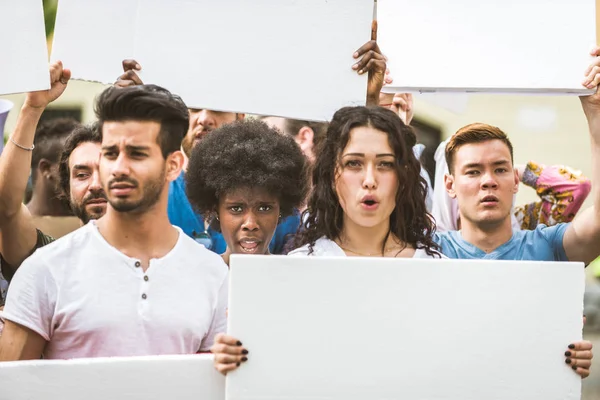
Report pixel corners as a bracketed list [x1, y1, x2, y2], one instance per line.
[135, 260, 150, 315]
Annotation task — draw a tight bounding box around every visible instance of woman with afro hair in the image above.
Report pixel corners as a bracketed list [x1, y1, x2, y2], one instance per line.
[185, 119, 309, 265]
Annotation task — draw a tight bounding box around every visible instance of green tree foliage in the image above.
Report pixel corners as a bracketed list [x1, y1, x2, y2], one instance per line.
[43, 0, 58, 38]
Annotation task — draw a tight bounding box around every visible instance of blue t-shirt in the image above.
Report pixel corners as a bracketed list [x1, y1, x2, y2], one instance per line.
[167, 172, 300, 255]
[434, 223, 570, 261]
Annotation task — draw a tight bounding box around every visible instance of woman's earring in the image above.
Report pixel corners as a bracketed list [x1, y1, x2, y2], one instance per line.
[215, 214, 220, 221]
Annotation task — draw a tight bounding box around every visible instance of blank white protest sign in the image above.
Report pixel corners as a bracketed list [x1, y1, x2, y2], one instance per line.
[0, 0, 49, 95]
[50, 0, 372, 121]
[378, 0, 596, 94]
[0, 354, 224, 400]
[227, 255, 585, 400]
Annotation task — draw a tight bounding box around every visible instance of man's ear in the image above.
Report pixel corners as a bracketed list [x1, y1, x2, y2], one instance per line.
[236, 113, 246, 121]
[166, 150, 184, 182]
[444, 173, 457, 199]
[297, 127, 314, 148]
[512, 168, 520, 194]
[38, 159, 53, 180]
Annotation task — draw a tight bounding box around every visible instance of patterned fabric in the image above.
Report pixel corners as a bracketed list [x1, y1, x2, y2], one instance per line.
[0, 229, 54, 305]
[514, 162, 591, 231]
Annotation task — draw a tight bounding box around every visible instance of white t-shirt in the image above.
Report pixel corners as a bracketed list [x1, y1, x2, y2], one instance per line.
[288, 237, 444, 258]
[1, 221, 228, 359]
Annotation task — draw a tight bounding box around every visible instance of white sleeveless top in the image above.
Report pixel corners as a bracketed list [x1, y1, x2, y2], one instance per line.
[288, 237, 444, 258]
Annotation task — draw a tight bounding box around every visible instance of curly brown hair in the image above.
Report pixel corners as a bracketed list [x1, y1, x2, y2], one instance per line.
[294, 106, 440, 257]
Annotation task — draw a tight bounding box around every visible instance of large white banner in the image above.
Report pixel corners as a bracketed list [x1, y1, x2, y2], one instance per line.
[0, 354, 224, 400]
[227, 255, 585, 400]
[50, 0, 372, 122]
[378, 0, 597, 95]
[0, 0, 49, 95]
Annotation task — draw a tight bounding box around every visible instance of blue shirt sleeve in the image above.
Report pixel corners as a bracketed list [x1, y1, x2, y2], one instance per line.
[536, 223, 570, 261]
[167, 172, 204, 238]
[269, 211, 301, 255]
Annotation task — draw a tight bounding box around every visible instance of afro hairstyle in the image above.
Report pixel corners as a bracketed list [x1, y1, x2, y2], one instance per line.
[185, 118, 309, 219]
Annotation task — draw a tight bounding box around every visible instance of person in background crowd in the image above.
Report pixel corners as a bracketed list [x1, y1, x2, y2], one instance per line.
[0, 62, 109, 306]
[26, 118, 80, 217]
[259, 117, 327, 165]
[185, 119, 308, 265]
[432, 137, 591, 232]
[379, 89, 434, 211]
[0, 84, 227, 359]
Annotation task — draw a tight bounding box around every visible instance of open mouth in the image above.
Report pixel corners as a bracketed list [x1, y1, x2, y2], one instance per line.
[361, 196, 379, 210]
[239, 238, 261, 253]
[480, 195, 499, 205]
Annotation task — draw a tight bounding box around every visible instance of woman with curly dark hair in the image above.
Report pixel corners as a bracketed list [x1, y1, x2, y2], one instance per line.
[289, 106, 441, 258]
[185, 119, 309, 265]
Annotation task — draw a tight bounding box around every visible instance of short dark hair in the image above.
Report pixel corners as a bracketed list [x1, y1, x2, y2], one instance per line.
[94, 85, 189, 158]
[31, 118, 80, 181]
[185, 119, 309, 221]
[58, 123, 101, 198]
[445, 123, 514, 173]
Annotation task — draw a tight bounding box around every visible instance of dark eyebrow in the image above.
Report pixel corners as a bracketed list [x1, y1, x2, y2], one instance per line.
[101, 144, 118, 151]
[126, 145, 151, 152]
[492, 160, 511, 166]
[72, 164, 92, 172]
[342, 153, 395, 158]
[463, 163, 483, 169]
[463, 160, 511, 169]
[100, 145, 151, 152]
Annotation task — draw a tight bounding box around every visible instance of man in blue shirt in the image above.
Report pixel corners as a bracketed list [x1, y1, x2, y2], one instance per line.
[435, 47, 600, 265]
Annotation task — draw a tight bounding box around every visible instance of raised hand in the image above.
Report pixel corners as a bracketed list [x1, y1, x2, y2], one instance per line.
[24, 61, 71, 109]
[114, 59, 144, 88]
[353, 21, 387, 106]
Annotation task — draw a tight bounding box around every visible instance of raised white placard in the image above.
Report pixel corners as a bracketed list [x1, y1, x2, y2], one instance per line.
[378, 0, 596, 95]
[51, 0, 372, 121]
[0, 0, 50, 95]
[227, 255, 585, 400]
[0, 354, 224, 400]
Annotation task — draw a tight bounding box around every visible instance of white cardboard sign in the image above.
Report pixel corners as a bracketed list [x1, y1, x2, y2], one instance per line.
[378, 0, 596, 95]
[0, 354, 224, 400]
[227, 255, 585, 400]
[50, 0, 372, 122]
[0, 0, 50, 95]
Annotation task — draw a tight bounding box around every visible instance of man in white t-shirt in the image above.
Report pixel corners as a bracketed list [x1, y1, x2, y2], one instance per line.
[0, 84, 228, 360]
